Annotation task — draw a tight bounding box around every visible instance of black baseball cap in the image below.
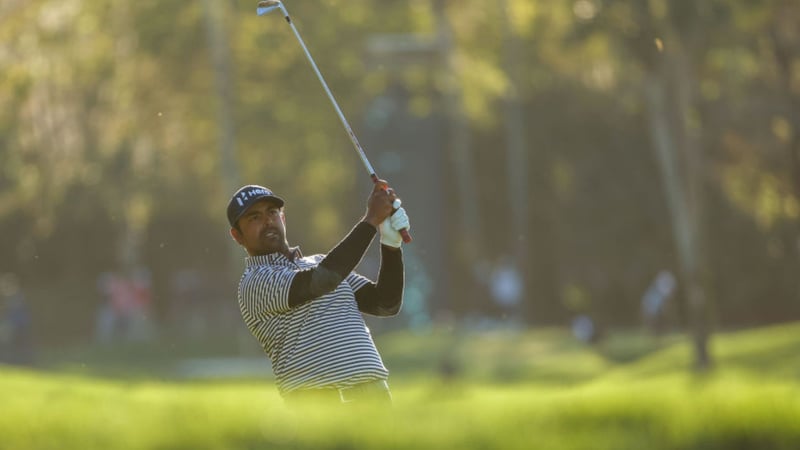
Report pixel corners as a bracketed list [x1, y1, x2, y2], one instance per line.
[227, 185, 285, 227]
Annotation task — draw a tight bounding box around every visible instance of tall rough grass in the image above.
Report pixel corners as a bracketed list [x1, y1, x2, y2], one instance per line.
[2, 323, 799, 449]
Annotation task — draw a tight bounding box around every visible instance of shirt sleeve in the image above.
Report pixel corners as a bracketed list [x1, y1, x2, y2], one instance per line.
[352, 246, 404, 316]
[346, 272, 372, 292]
[286, 223, 377, 308]
[239, 265, 297, 316]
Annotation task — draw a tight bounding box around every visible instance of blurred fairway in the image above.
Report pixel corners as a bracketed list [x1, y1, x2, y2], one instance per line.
[2, 322, 799, 450]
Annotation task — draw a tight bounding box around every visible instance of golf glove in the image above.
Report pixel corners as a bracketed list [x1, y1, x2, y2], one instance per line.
[379, 207, 410, 248]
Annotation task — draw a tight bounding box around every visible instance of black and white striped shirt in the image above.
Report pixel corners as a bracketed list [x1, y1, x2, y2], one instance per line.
[238, 252, 389, 394]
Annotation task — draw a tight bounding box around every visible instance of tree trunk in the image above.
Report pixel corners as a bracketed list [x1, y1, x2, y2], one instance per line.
[434, 0, 480, 256]
[202, 0, 242, 279]
[671, 39, 712, 369]
[643, 52, 711, 369]
[500, 0, 530, 321]
[434, 0, 480, 316]
[202, 0, 240, 195]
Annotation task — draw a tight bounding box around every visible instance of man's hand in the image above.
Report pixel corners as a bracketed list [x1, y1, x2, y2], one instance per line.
[379, 207, 410, 248]
[363, 179, 398, 228]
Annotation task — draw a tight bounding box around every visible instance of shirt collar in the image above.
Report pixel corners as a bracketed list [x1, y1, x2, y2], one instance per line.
[245, 246, 303, 268]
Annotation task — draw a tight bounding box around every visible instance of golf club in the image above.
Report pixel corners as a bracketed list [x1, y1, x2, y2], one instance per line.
[257, 0, 412, 243]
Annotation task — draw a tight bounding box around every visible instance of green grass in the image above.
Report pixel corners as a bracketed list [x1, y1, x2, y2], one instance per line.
[2, 323, 800, 450]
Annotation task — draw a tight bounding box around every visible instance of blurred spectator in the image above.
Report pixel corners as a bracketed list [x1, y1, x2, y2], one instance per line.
[572, 314, 601, 344]
[488, 257, 523, 323]
[0, 273, 34, 365]
[169, 268, 207, 337]
[95, 271, 116, 343]
[94, 267, 155, 343]
[128, 267, 155, 341]
[641, 270, 676, 334]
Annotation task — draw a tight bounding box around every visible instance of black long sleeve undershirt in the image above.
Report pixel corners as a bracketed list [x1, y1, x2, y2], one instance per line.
[287, 221, 376, 308]
[354, 245, 403, 316]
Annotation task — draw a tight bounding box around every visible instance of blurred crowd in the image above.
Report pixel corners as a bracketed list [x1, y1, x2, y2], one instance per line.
[0, 273, 33, 365]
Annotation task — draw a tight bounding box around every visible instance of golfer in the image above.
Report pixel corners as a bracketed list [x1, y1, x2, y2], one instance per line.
[227, 180, 409, 404]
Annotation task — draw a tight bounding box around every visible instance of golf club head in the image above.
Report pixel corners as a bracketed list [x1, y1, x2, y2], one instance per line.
[257, 0, 281, 16]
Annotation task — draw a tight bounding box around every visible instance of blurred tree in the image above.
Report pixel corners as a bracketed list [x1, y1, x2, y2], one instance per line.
[585, 0, 716, 368]
[765, 0, 800, 305]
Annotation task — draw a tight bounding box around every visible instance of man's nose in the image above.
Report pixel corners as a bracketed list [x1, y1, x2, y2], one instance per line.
[263, 212, 278, 227]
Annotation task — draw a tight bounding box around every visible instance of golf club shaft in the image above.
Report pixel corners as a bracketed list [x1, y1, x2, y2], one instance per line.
[260, 1, 411, 243]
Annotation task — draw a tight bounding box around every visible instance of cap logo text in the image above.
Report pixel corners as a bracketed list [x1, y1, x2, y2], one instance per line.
[237, 187, 272, 207]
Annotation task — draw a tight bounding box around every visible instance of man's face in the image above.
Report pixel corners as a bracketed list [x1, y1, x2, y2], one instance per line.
[230, 199, 289, 256]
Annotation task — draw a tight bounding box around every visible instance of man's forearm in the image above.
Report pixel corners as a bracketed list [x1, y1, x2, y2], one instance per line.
[319, 222, 376, 277]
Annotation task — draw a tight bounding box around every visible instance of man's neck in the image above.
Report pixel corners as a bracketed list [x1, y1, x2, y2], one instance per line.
[248, 243, 293, 259]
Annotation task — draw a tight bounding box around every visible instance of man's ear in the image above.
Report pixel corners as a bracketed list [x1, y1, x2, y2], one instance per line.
[230, 227, 243, 245]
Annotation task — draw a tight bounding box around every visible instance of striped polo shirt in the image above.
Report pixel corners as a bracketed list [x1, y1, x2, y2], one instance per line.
[237, 251, 389, 395]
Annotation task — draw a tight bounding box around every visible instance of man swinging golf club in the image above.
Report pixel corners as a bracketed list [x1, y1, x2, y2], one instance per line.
[228, 180, 410, 404]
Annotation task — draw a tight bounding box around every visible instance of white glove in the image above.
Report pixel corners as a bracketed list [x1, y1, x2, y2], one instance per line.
[379, 206, 410, 248]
